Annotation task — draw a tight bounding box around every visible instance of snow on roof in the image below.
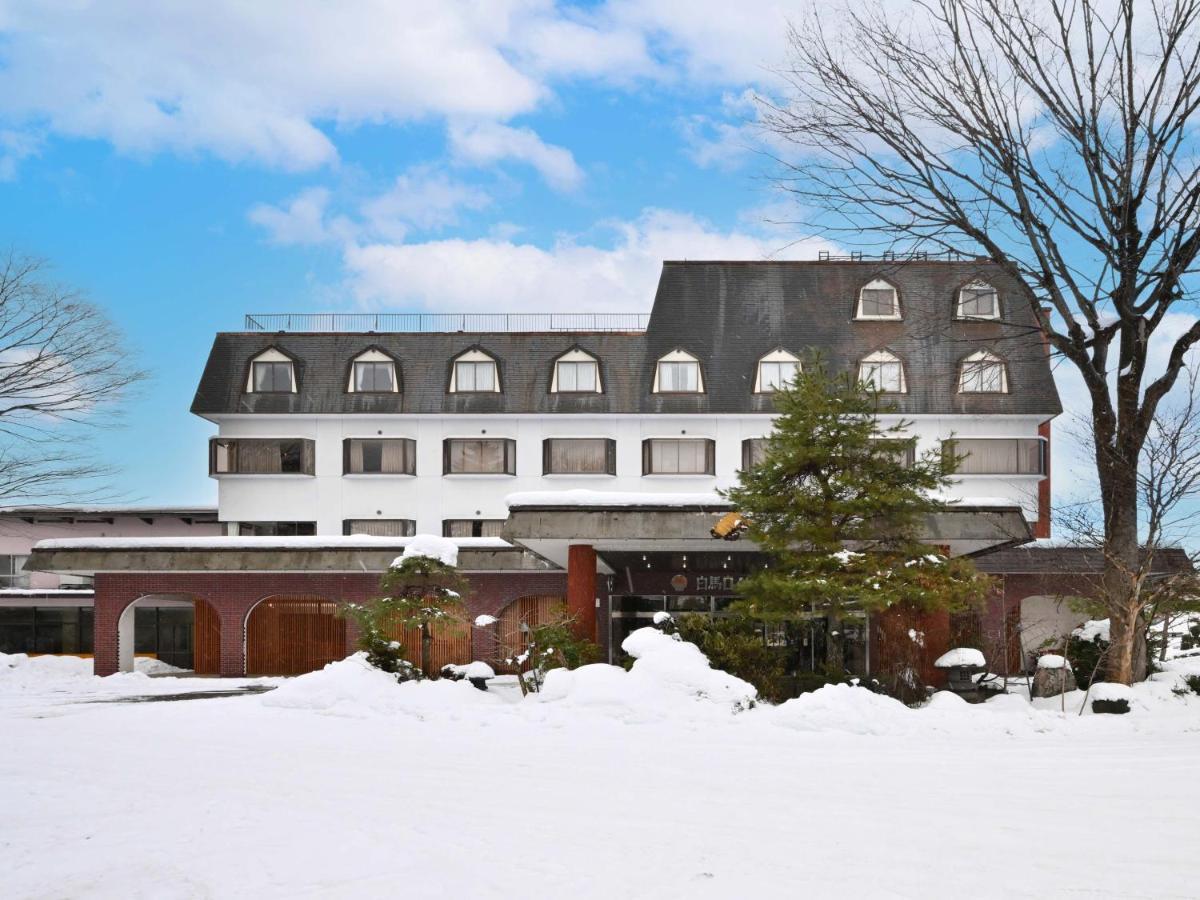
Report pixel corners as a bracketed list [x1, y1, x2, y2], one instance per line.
[34, 535, 512, 552]
[943, 497, 1024, 509]
[0, 588, 95, 596]
[933, 648, 986, 668]
[0, 505, 217, 516]
[506, 489, 730, 509]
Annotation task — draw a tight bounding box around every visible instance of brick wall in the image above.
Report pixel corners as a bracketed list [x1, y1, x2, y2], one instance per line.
[92, 570, 567, 676]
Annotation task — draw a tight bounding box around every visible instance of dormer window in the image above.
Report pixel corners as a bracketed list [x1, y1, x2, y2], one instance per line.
[959, 351, 1008, 393]
[957, 281, 999, 319]
[348, 350, 398, 393]
[450, 349, 500, 393]
[858, 350, 906, 393]
[552, 349, 601, 393]
[247, 349, 296, 393]
[755, 349, 801, 393]
[654, 349, 703, 393]
[855, 279, 901, 320]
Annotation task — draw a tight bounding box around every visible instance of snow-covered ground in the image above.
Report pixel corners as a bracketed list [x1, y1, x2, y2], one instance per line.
[2, 640, 1198, 899]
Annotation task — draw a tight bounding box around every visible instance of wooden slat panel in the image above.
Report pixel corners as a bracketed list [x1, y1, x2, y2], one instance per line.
[381, 613, 472, 672]
[193, 598, 220, 675]
[494, 595, 566, 673]
[246, 595, 346, 676]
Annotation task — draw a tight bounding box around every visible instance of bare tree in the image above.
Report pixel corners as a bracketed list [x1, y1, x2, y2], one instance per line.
[763, 0, 1200, 682]
[0, 251, 145, 504]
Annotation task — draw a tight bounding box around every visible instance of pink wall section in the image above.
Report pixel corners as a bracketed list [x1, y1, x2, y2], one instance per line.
[0, 513, 220, 589]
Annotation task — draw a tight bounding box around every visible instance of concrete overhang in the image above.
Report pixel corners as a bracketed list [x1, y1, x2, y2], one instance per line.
[503, 501, 1032, 570]
[25, 544, 553, 577]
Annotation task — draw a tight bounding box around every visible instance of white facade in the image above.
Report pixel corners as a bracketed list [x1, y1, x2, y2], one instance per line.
[210, 412, 1048, 536]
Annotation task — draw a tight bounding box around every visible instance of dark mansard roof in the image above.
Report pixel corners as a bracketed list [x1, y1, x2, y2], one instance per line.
[191, 260, 1062, 418]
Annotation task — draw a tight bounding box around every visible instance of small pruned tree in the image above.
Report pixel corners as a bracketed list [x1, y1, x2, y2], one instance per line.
[723, 363, 992, 686]
[342, 551, 469, 680]
[507, 607, 602, 695]
[0, 251, 145, 503]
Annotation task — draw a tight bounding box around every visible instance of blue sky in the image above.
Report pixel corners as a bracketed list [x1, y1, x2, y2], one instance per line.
[0, 1, 827, 507]
[1, 1, 1196, 547]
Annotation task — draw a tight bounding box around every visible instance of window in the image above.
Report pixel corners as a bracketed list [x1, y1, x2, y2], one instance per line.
[642, 438, 715, 475]
[0, 606, 93, 655]
[246, 348, 296, 393]
[543, 438, 616, 475]
[742, 438, 768, 470]
[443, 438, 516, 475]
[252, 360, 294, 393]
[451, 350, 500, 393]
[237, 522, 317, 536]
[0, 554, 30, 588]
[957, 282, 999, 319]
[553, 356, 600, 393]
[858, 351, 906, 393]
[943, 438, 1044, 475]
[856, 279, 900, 319]
[959, 351, 1008, 393]
[343, 438, 416, 475]
[209, 438, 315, 475]
[443, 519, 506, 538]
[755, 351, 801, 393]
[654, 350, 703, 393]
[353, 361, 396, 393]
[343, 519, 416, 537]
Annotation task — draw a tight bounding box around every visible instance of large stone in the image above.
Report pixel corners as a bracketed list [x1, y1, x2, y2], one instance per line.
[1031, 664, 1077, 698]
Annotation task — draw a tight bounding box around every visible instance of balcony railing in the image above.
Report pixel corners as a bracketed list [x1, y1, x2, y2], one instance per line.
[244, 312, 650, 333]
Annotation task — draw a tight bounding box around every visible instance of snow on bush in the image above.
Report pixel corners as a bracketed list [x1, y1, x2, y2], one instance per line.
[1037, 654, 1070, 670]
[536, 627, 757, 718]
[442, 661, 495, 680]
[393, 534, 459, 567]
[1089, 682, 1133, 703]
[263, 653, 499, 719]
[473, 614, 497, 627]
[934, 647, 985, 668]
[1073, 619, 1110, 642]
[770, 683, 913, 736]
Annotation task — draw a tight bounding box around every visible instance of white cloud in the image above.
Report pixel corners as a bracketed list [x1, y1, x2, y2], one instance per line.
[248, 187, 342, 246]
[448, 121, 584, 192]
[341, 207, 837, 313]
[248, 166, 492, 246]
[360, 167, 491, 241]
[0, 129, 39, 181]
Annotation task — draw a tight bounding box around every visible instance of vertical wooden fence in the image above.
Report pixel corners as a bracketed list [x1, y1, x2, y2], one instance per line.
[494, 596, 568, 673]
[193, 598, 221, 675]
[246, 595, 347, 676]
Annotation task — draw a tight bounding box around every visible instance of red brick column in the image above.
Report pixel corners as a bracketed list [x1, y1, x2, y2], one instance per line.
[567, 544, 598, 642]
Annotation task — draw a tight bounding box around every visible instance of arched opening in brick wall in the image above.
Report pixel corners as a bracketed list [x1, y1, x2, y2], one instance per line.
[245, 595, 346, 676]
[493, 595, 567, 673]
[115, 593, 210, 673]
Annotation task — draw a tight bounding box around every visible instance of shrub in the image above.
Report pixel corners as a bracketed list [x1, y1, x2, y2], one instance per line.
[1186, 674, 1200, 696]
[509, 612, 602, 694]
[674, 614, 791, 703]
[1066, 634, 1109, 689]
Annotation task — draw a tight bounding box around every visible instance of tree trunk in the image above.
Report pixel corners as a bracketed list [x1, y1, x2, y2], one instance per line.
[421, 624, 433, 678]
[1099, 461, 1143, 685]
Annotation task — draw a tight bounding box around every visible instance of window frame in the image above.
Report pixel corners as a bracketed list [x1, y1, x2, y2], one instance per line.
[449, 349, 501, 394]
[250, 359, 295, 394]
[641, 438, 716, 476]
[542, 437, 617, 475]
[342, 519, 417, 537]
[442, 519, 506, 538]
[342, 438, 417, 476]
[958, 351, 1009, 394]
[858, 350, 907, 394]
[955, 281, 1001, 320]
[942, 438, 1045, 475]
[442, 437, 517, 475]
[237, 521, 317, 536]
[653, 350, 705, 394]
[741, 437, 769, 471]
[209, 438, 316, 476]
[348, 356, 399, 394]
[754, 350, 802, 394]
[854, 279, 902, 321]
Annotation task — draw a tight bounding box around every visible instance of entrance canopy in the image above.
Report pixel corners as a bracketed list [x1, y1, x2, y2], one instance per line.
[503, 490, 1033, 571]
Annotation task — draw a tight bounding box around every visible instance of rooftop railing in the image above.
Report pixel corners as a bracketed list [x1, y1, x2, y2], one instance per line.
[243, 312, 651, 333]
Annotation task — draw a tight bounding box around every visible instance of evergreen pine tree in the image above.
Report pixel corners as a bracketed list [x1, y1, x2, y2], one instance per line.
[724, 361, 990, 647]
[343, 552, 469, 679]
